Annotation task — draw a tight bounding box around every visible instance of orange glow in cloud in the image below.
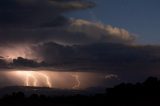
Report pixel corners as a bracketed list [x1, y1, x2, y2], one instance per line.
[0, 45, 42, 62]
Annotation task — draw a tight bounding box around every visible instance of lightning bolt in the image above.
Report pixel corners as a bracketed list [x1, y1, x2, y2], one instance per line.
[26, 74, 29, 86]
[16, 71, 52, 88]
[37, 72, 52, 88]
[71, 74, 80, 89]
[25, 71, 37, 87]
[30, 74, 37, 86]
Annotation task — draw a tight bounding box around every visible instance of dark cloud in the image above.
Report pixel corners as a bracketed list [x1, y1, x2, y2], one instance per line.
[0, 19, 135, 45]
[12, 57, 41, 68]
[0, 57, 48, 70]
[0, 0, 159, 84]
[0, 41, 160, 83]
[32, 42, 160, 72]
[0, 0, 134, 45]
[0, 59, 8, 68]
[0, 56, 4, 59]
[0, 0, 95, 27]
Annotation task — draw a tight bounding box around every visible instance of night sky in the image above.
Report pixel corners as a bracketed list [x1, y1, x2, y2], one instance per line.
[0, 0, 160, 90]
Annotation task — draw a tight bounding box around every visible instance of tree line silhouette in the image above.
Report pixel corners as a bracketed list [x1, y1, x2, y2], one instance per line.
[1, 77, 160, 106]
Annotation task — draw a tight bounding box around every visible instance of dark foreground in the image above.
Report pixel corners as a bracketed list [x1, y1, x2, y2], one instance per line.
[1, 77, 160, 106]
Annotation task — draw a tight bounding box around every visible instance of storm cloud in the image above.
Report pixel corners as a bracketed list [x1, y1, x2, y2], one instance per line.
[32, 42, 160, 72]
[1, 42, 160, 73]
[0, 0, 160, 83]
[0, 0, 135, 45]
[0, 0, 95, 27]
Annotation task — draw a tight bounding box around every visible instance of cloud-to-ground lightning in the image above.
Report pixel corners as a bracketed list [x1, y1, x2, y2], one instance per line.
[71, 74, 80, 89]
[37, 72, 52, 88]
[19, 71, 37, 87]
[26, 73, 29, 86]
[16, 71, 52, 88]
[7, 71, 108, 89]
